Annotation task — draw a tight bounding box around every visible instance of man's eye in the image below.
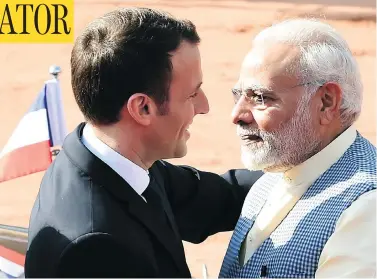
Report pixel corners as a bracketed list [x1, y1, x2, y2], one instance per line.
[252, 94, 265, 105]
[190, 92, 198, 98]
[232, 89, 271, 106]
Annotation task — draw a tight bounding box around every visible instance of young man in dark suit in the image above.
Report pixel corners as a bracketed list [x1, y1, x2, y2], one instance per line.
[25, 7, 263, 278]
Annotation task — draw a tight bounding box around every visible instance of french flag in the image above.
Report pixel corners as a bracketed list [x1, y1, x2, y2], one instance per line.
[0, 245, 25, 278]
[0, 77, 67, 183]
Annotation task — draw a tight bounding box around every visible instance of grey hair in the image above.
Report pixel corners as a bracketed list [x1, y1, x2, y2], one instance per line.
[253, 18, 363, 127]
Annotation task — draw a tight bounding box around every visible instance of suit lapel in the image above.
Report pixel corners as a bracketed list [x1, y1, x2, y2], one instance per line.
[100, 175, 188, 274]
[63, 123, 189, 274]
[127, 199, 188, 272]
[148, 167, 181, 241]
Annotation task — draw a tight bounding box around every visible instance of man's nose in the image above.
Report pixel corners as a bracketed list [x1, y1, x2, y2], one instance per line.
[231, 96, 254, 125]
[195, 89, 210, 115]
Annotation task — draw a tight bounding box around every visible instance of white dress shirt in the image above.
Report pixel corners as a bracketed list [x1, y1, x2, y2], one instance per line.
[240, 126, 376, 278]
[81, 124, 150, 200]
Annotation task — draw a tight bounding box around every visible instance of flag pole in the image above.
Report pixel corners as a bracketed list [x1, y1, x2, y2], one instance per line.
[49, 65, 62, 157]
[49, 65, 61, 79]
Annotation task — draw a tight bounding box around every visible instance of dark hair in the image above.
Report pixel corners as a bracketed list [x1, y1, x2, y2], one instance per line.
[71, 7, 200, 124]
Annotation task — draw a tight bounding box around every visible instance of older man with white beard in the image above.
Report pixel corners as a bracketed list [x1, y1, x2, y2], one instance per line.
[219, 19, 376, 278]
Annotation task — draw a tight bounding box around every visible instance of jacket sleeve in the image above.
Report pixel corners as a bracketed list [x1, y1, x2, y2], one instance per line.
[154, 160, 263, 244]
[56, 233, 155, 278]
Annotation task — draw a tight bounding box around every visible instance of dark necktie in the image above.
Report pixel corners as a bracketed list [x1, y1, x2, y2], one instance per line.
[143, 176, 162, 206]
[143, 175, 171, 227]
[143, 173, 181, 241]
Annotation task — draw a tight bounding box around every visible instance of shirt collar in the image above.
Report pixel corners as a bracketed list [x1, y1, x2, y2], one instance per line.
[282, 125, 357, 186]
[81, 123, 150, 196]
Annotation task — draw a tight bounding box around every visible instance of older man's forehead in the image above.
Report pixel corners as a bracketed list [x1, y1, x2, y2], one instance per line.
[241, 49, 264, 69]
[241, 43, 299, 74]
[234, 77, 271, 90]
[237, 56, 301, 91]
[235, 74, 304, 96]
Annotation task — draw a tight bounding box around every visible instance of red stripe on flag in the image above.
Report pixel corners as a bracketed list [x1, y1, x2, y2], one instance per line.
[0, 245, 25, 266]
[0, 140, 52, 183]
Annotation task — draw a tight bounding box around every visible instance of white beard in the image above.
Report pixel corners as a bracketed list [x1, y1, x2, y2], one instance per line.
[239, 101, 322, 172]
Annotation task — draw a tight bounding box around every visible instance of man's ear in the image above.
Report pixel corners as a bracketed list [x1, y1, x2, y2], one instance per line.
[318, 82, 342, 125]
[125, 93, 156, 126]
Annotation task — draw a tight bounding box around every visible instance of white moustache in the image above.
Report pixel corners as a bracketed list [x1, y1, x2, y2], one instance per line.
[236, 126, 261, 138]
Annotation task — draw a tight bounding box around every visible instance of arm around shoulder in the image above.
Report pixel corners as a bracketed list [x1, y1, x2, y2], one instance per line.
[221, 168, 264, 192]
[155, 160, 263, 243]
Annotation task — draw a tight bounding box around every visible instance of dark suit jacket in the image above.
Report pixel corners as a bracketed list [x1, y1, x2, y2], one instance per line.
[25, 123, 263, 278]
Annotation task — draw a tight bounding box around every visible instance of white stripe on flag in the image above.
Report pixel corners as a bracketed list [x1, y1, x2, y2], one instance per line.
[0, 109, 50, 158]
[0, 256, 23, 278]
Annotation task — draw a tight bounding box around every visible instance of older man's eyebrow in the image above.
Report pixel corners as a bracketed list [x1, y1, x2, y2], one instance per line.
[231, 87, 242, 96]
[243, 85, 275, 95]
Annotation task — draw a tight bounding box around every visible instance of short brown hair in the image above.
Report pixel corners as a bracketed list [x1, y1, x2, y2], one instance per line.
[71, 7, 200, 124]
